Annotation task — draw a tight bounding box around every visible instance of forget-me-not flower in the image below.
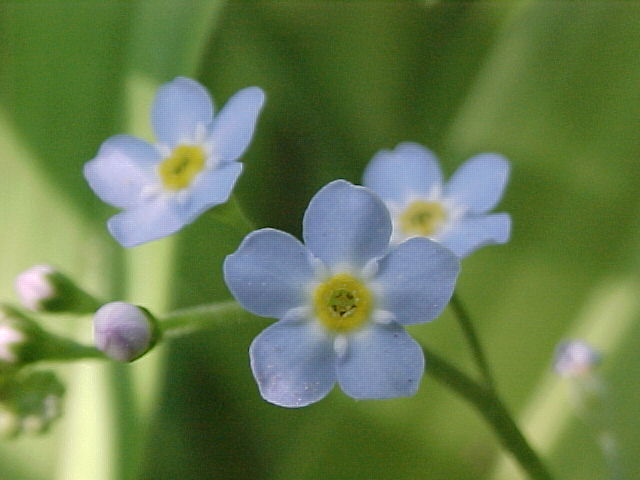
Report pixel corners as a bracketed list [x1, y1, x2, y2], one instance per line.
[84, 77, 265, 247]
[363, 142, 511, 257]
[224, 180, 460, 407]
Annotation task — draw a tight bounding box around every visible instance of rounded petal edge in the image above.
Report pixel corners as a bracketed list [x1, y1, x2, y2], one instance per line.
[445, 153, 510, 214]
[337, 323, 425, 399]
[107, 199, 186, 247]
[175, 161, 243, 222]
[208, 86, 266, 164]
[151, 77, 214, 147]
[439, 213, 511, 258]
[302, 180, 392, 270]
[223, 228, 317, 319]
[83, 135, 159, 209]
[250, 314, 336, 408]
[363, 142, 443, 203]
[374, 237, 460, 325]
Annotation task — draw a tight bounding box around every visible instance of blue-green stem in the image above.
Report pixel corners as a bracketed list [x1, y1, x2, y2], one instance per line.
[422, 344, 554, 480]
[157, 300, 555, 480]
[159, 300, 249, 338]
[449, 292, 496, 391]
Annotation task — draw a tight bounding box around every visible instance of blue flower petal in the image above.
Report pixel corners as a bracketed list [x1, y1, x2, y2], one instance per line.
[175, 162, 243, 221]
[107, 199, 186, 248]
[84, 135, 159, 209]
[337, 322, 424, 399]
[224, 229, 317, 318]
[151, 77, 213, 148]
[439, 213, 511, 258]
[363, 142, 443, 203]
[303, 180, 392, 270]
[374, 237, 459, 325]
[208, 87, 266, 164]
[250, 312, 336, 408]
[444, 153, 510, 214]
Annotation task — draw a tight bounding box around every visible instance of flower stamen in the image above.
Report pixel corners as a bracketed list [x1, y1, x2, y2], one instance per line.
[158, 145, 205, 190]
[399, 200, 446, 236]
[313, 273, 372, 333]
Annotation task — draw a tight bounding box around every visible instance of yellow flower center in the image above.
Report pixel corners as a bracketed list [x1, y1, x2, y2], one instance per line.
[313, 273, 373, 333]
[399, 200, 446, 236]
[158, 145, 206, 190]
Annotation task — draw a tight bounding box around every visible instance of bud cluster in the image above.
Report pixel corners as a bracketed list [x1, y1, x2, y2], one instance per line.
[0, 266, 166, 439]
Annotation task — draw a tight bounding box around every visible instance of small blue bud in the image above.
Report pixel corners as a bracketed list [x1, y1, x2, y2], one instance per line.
[93, 302, 160, 362]
[554, 340, 600, 378]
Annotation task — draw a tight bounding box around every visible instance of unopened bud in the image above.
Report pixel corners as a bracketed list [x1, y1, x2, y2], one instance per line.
[93, 302, 160, 362]
[554, 340, 600, 378]
[15, 265, 100, 314]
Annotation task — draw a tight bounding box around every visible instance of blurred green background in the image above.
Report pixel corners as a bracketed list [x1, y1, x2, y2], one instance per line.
[1, 1, 639, 479]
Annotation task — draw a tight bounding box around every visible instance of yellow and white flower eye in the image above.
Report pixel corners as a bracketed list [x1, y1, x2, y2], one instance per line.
[363, 142, 511, 257]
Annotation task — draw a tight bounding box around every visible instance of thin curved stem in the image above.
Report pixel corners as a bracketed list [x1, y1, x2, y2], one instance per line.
[156, 300, 555, 480]
[449, 292, 496, 390]
[422, 344, 555, 480]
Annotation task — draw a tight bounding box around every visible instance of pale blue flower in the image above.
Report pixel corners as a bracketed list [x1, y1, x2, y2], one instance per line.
[363, 142, 511, 257]
[224, 180, 460, 407]
[84, 77, 265, 247]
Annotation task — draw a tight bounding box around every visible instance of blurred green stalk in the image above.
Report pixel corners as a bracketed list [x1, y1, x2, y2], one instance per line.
[449, 292, 496, 390]
[423, 345, 554, 480]
[158, 298, 556, 480]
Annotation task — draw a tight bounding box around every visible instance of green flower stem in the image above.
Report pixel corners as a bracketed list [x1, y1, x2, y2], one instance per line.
[422, 344, 555, 480]
[107, 364, 140, 480]
[158, 299, 554, 480]
[449, 292, 496, 390]
[26, 298, 552, 480]
[38, 333, 105, 361]
[207, 194, 257, 235]
[72, 290, 104, 315]
[159, 300, 249, 338]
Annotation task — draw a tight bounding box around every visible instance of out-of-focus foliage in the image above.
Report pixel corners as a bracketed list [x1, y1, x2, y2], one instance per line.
[1, 2, 639, 480]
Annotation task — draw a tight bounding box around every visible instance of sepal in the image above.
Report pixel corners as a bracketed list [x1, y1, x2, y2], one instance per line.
[15, 265, 101, 314]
